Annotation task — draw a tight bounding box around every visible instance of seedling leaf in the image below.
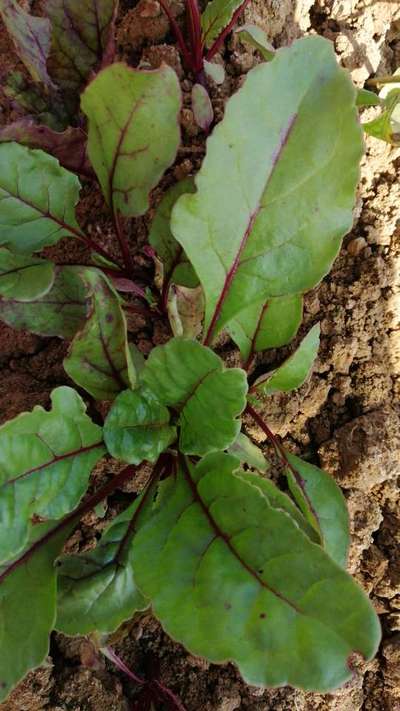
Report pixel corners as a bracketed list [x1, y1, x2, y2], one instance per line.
[0, 143, 82, 254]
[132, 453, 381, 691]
[192, 84, 214, 132]
[202, 0, 245, 47]
[104, 388, 176, 464]
[253, 324, 320, 396]
[81, 62, 181, 218]
[0, 266, 89, 338]
[235, 24, 275, 61]
[172, 37, 362, 343]
[142, 338, 248, 456]
[0, 249, 55, 301]
[0, 387, 105, 563]
[363, 87, 400, 145]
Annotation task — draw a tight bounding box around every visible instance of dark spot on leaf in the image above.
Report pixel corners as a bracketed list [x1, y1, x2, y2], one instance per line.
[259, 613, 266, 619]
[224, 602, 231, 610]
[105, 313, 114, 323]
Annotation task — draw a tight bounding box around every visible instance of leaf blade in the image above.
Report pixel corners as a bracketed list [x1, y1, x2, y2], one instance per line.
[0, 249, 55, 301]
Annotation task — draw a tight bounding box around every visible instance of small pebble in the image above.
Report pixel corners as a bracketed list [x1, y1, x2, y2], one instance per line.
[347, 236, 367, 256]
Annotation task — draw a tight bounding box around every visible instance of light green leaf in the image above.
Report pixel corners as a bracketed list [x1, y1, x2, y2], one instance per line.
[0, 521, 73, 702]
[285, 452, 350, 568]
[227, 432, 269, 473]
[81, 62, 181, 218]
[0, 0, 54, 87]
[356, 88, 380, 107]
[0, 143, 82, 254]
[142, 338, 248, 456]
[0, 266, 89, 338]
[46, 0, 117, 92]
[363, 77, 400, 145]
[104, 388, 176, 465]
[0, 249, 55, 301]
[56, 499, 148, 636]
[228, 294, 303, 361]
[148, 178, 198, 289]
[0, 387, 105, 564]
[201, 0, 244, 47]
[172, 37, 362, 344]
[192, 84, 214, 132]
[64, 270, 136, 400]
[132, 453, 380, 692]
[254, 324, 320, 396]
[235, 24, 275, 61]
[167, 284, 204, 339]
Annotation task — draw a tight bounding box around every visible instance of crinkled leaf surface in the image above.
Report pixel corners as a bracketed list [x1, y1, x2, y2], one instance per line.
[201, 0, 244, 47]
[0, 266, 89, 338]
[0, 521, 73, 702]
[149, 178, 198, 288]
[167, 284, 204, 339]
[0, 387, 104, 564]
[104, 388, 176, 464]
[46, 0, 117, 92]
[172, 37, 362, 344]
[229, 294, 303, 361]
[254, 324, 320, 396]
[235, 24, 275, 61]
[142, 338, 247, 456]
[64, 270, 136, 400]
[0, 143, 82, 254]
[57, 498, 148, 635]
[285, 452, 350, 568]
[0, 0, 54, 87]
[0, 249, 54, 300]
[227, 432, 269, 473]
[132, 453, 380, 691]
[81, 62, 181, 218]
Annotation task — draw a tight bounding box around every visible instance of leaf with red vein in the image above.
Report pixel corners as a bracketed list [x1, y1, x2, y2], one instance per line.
[46, 0, 118, 92]
[171, 37, 363, 344]
[81, 62, 181, 218]
[0, 386, 105, 564]
[64, 269, 136, 399]
[0, 0, 54, 87]
[132, 452, 380, 691]
[201, 0, 245, 47]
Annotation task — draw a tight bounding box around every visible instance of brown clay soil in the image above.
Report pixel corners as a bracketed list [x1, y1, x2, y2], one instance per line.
[1, 0, 400, 709]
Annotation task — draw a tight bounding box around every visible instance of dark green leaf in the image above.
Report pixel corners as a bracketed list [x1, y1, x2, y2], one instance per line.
[132, 453, 380, 691]
[64, 270, 136, 400]
[104, 388, 176, 464]
[0, 249, 55, 300]
[0, 266, 89, 338]
[0, 143, 82, 254]
[142, 338, 248, 456]
[0, 387, 105, 564]
[81, 62, 181, 218]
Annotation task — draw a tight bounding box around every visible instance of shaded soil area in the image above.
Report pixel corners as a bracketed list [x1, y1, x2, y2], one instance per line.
[0, 0, 400, 709]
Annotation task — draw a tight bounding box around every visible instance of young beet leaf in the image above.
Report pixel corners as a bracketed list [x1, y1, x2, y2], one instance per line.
[201, 0, 248, 47]
[142, 338, 248, 456]
[0, 143, 82, 253]
[132, 453, 381, 692]
[81, 62, 181, 219]
[0, 387, 104, 564]
[64, 270, 136, 399]
[172, 36, 363, 345]
[0, 249, 55, 301]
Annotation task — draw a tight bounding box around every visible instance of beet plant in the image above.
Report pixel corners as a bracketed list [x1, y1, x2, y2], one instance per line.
[0, 0, 381, 704]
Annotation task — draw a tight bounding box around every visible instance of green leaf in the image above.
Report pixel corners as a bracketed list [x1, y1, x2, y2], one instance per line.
[253, 324, 320, 396]
[142, 338, 248, 456]
[235, 24, 275, 61]
[0, 249, 55, 301]
[56, 499, 148, 636]
[148, 178, 198, 289]
[0, 0, 54, 87]
[46, 0, 117, 92]
[0, 266, 89, 338]
[0, 143, 82, 254]
[167, 284, 204, 339]
[228, 294, 303, 362]
[285, 452, 350, 568]
[356, 88, 380, 107]
[2, 72, 73, 130]
[0, 521, 73, 702]
[81, 62, 181, 218]
[227, 432, 269, 473]
[201, 0, 244, 47]
[192, 84, 214, 132]
[64, 270, 136, 400]
[104, 388, 176, 465]
[363, 87, 400, 145]
[132, 453, 380, 692]
[0, 387, 105, 564]
[172, 37, 363, 344]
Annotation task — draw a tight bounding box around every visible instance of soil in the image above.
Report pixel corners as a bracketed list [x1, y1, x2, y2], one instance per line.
[0, 0, 400, 709]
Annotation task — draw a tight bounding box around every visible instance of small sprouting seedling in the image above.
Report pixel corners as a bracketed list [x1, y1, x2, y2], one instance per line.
[0, 5, 381, 705]
[357, 69, 400, 145]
